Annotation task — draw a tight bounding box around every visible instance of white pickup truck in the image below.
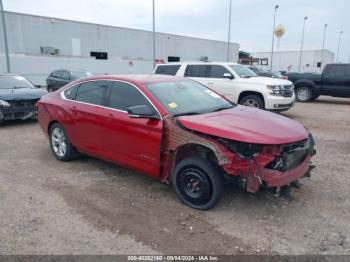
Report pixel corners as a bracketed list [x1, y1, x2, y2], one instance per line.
[154, 62, 295, 111]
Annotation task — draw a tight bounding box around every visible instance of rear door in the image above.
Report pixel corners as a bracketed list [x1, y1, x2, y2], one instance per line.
[100, 81, 163, 178]
[322, 65, 350, 97]
[65, 80, 109, 155]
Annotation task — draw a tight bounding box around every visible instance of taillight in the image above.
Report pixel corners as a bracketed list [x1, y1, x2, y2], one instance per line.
[283, 76, 288, 80]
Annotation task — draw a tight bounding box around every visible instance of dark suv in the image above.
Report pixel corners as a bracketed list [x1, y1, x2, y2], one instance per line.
[46, 69, 92, 92]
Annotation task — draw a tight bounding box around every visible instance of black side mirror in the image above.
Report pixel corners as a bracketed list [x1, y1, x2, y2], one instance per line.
[127, 105, 159, 120]
[35, 85, 41, 88]
[223, 73, 234, 79]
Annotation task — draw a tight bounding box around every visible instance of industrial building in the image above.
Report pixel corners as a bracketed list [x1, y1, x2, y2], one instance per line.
[250, 49, 334, 73]
[0, 11, 240, 85]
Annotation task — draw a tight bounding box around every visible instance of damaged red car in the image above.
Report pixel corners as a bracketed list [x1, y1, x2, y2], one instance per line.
[37, 75, 316, 210]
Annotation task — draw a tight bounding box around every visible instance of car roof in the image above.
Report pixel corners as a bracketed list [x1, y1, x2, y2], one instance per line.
[77, 74, 186, 84]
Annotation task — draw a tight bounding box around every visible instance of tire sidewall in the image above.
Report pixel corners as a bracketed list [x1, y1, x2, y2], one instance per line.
[171, 156, 223, 210]
[296, 87, 312, 102]
[240, 95, 264, 109]
[49, 123, 74, 161]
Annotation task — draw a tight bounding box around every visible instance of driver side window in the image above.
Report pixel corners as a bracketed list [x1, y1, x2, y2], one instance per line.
[108, 81, 152, 111]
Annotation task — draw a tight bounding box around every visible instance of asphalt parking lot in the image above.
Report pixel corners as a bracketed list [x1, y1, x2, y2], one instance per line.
[0, 96, 349, 255]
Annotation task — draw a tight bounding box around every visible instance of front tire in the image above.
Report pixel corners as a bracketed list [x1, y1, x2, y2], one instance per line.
[49, 123, 77, 161]
[295, 87, 312, 102]
[172, 156, 223, 210]
[240, 94, 265, 109]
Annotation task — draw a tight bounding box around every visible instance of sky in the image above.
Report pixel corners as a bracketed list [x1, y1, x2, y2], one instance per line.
[2, 0, 350, 62]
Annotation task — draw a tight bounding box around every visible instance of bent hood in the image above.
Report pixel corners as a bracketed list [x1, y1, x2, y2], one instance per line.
[177, 106, 308, 145]
[0, 88, 48, 101]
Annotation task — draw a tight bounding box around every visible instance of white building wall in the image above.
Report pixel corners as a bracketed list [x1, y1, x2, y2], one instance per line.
[251, 50, 334, 73]
[0, 11, 239, 63]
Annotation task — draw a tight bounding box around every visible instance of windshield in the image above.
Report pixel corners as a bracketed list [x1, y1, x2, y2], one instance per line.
[0, 75, 34, 89]
[146, 80, 234, 116]
[71, 70, 92, 80]
[230, 65, 257, 78]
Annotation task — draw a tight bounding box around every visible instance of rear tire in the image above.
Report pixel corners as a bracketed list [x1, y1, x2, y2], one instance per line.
[295, 87, 312, 102]
[49, 123, 77, 161]
[171, 156, 223, 210]
[240, 94, 265, 109]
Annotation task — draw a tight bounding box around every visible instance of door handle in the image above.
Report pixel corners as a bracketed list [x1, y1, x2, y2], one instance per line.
[207, 82, 214, 85]
[104, 113, 114, 121]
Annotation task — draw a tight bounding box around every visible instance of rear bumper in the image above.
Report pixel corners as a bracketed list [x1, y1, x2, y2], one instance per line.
[0, 106, 37, 121]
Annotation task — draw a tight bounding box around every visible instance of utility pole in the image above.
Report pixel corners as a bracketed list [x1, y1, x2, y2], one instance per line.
[270, 5, 279, 71]
[298, 16, 308, 72]
[227, 0, 232, 62]
[152, 0, 156, 69]
[336, 30, 343, 62]
[320, 24, 327, 71]
[0, 0, 11, 73]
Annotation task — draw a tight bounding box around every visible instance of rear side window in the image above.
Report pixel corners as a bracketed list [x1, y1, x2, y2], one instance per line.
[75, 81, 108, 106]
[184, 65, 210, 77]
[208, 65, 231, 78]
[325, 65, 350, 79]
[64, 85, 79, 100]
[155, 65, 181, 76]
[108, 81, 152, 111]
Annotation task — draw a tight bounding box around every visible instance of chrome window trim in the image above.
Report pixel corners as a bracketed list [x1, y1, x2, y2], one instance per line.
[60, 79, 163, 120]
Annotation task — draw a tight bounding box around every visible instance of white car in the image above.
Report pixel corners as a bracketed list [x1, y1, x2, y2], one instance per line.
[154, 62, 295, 111]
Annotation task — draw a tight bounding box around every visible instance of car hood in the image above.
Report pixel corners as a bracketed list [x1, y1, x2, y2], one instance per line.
[239, 76, 293, 86]
[0, 88, 48, 101]
[177, 106, 308, 145]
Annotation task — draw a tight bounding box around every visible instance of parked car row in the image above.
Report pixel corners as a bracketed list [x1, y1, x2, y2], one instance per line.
[3, 61, 349, 210]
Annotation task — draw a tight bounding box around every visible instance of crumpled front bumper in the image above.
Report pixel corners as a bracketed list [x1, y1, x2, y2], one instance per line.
[260, 155, 312, 187]
[0, 106, 38, 121]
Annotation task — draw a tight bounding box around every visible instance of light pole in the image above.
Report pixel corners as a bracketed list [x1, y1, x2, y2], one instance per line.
[336, 30, 343, 62]
[320, 23, 327, 71]
[0, 0, 11, 73]
[227, 0, 232, 62]
[298, 16, 308, 72]
[270, 4, 279, 71]
[152, 0, 156, 69]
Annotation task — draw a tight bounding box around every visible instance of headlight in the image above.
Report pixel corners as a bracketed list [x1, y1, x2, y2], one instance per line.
[267, 85, 284, 96]
[223, 140, 262, 158]
[0, 100, 10, 107]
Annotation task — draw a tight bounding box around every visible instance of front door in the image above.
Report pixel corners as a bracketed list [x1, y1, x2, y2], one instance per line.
[100, 81, 163, 178]
[322, 64, 350, 97]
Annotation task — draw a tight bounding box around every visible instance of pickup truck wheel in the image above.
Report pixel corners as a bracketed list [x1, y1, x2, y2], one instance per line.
[240, 95, 264, 109]
[49, 123, 77, 161]
[295, 87, 312, 102]
[172, 156, 223, 210]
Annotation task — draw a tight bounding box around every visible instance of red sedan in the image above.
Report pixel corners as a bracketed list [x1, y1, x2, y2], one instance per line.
[38, 75, 315, 210]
